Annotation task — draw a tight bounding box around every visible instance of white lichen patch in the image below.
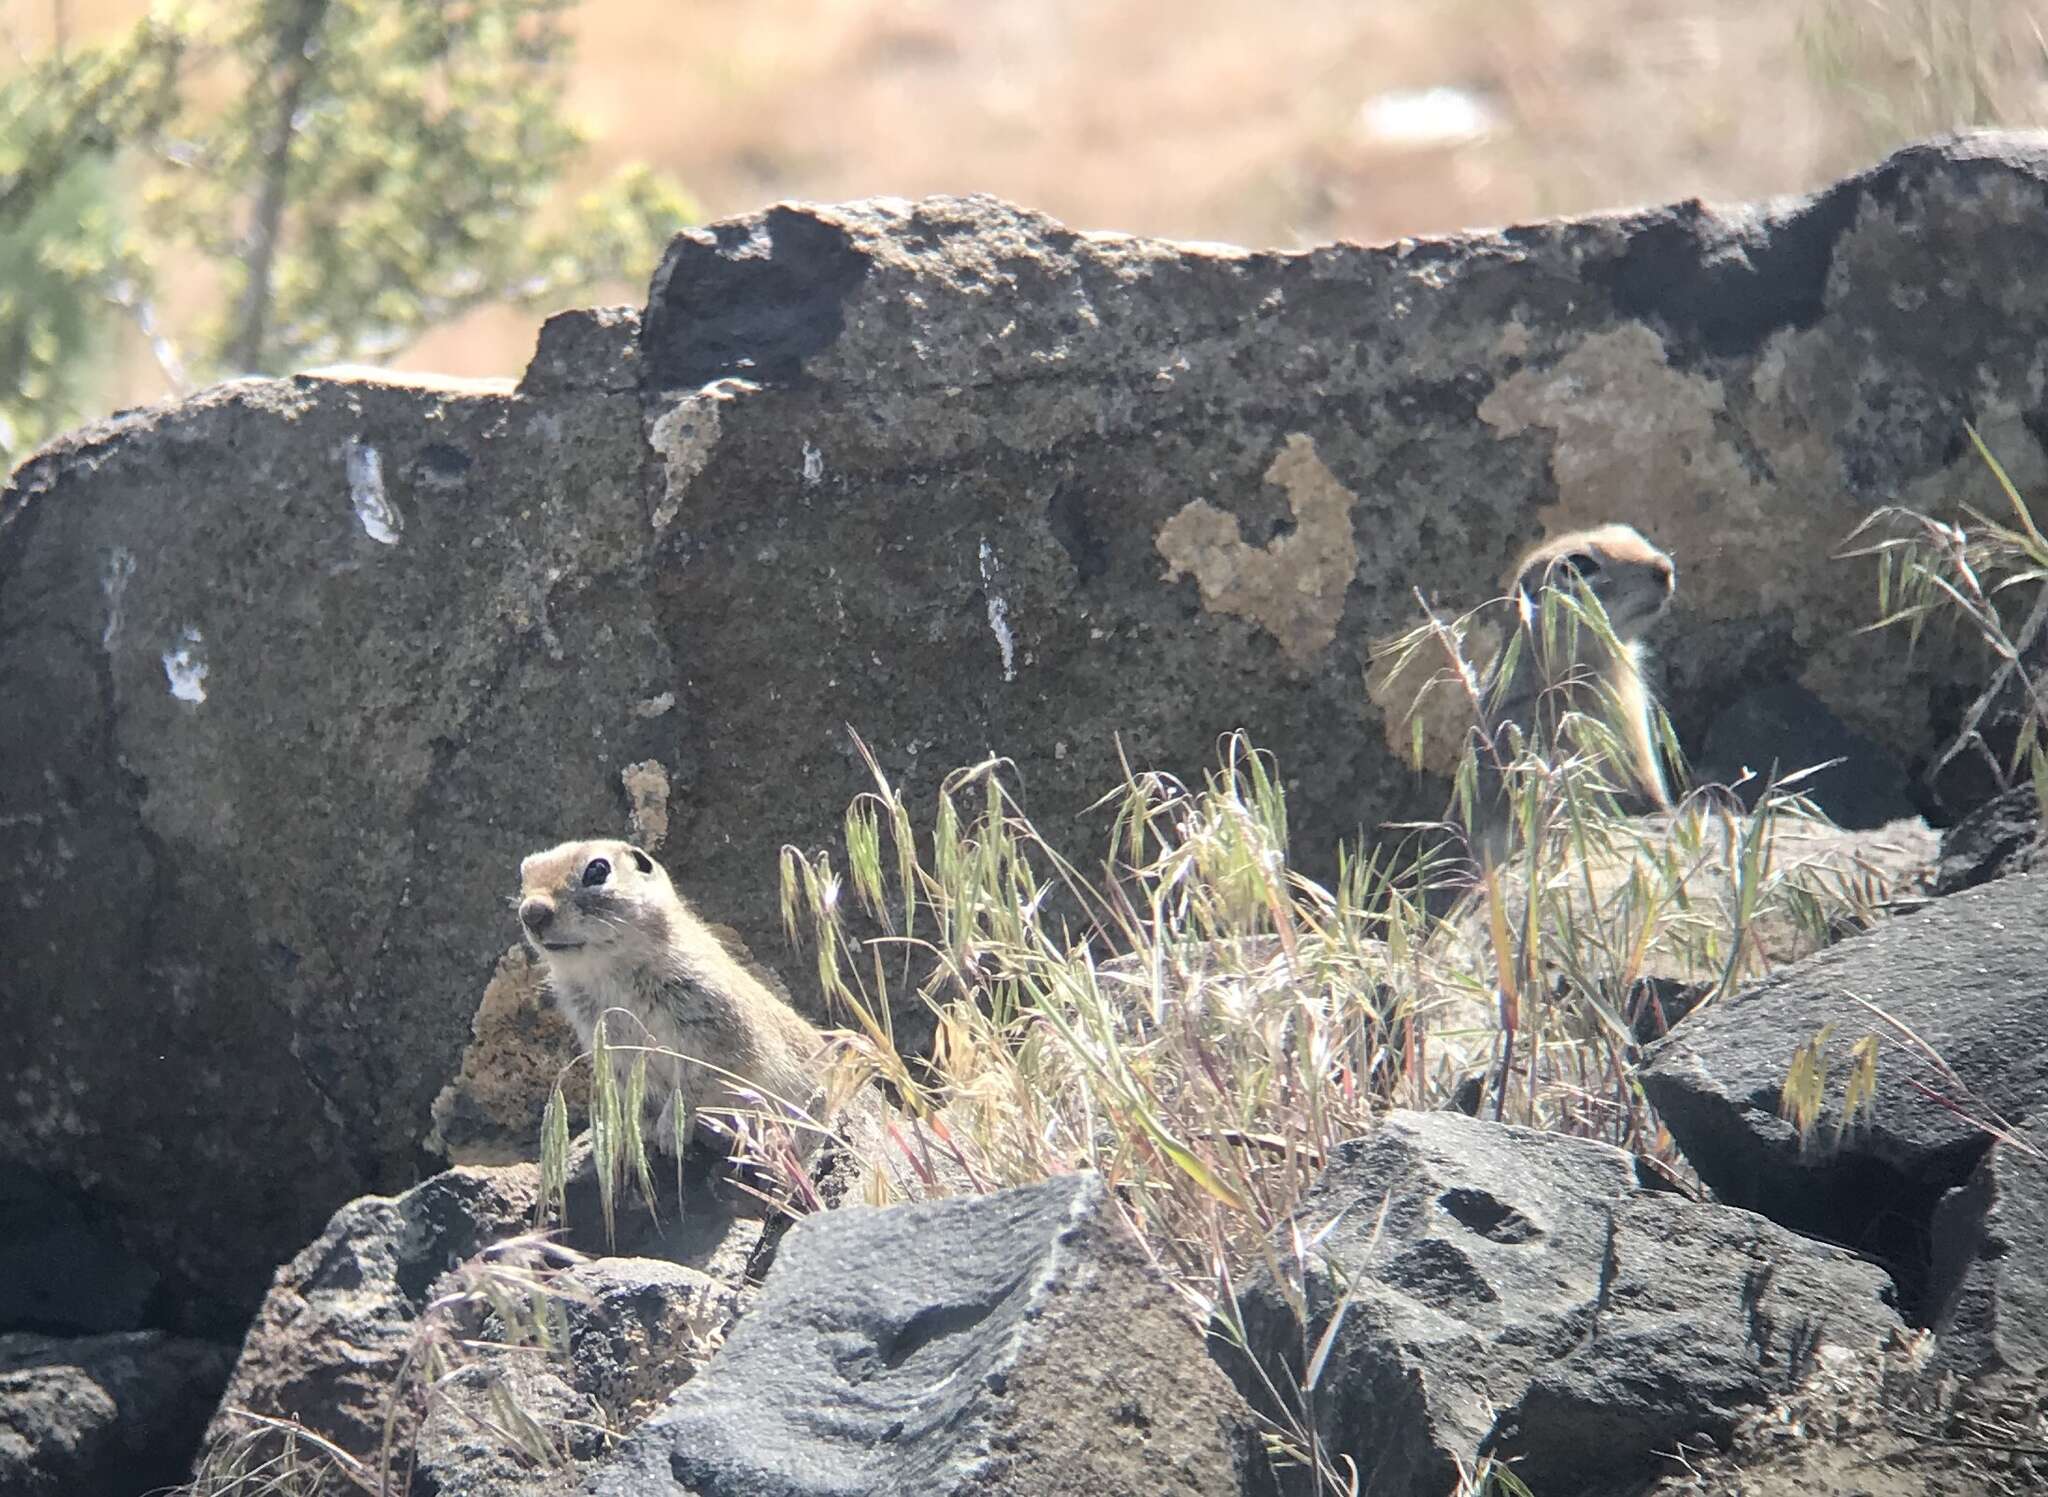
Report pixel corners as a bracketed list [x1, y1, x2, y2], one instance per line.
[162, 627, 209, 703]
[646, 378, 760, 538]
[622, 759, 672, 851]
[978, 537, 1017, 682]
[1154, 432, 1360, 664]
[100, 547, 136, 651]
[345, 439, 402, 544]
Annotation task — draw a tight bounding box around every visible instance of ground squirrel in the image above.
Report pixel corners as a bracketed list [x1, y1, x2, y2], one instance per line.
[1470, 524, 1677, 862]
[518, 839, 828, 1153]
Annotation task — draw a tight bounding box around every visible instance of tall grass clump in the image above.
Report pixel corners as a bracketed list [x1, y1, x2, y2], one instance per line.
[778, 659, 1897, 1301]
[763, 694, 1901, 1491]
[1846, 422, 2048, 811]
[510, 570, 1920, 1493]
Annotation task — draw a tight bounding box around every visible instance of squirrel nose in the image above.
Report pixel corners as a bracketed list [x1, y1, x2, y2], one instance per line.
[520, 897, 554, 935]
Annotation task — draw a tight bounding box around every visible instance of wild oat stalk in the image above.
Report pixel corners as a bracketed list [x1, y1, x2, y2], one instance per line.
[1843, 422, 2048, 802]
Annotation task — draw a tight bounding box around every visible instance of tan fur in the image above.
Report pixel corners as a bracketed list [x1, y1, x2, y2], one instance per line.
[1474, 524, 1677, 860]
[517, 839, 825, 1153]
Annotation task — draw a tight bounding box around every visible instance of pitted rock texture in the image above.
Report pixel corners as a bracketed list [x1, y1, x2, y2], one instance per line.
[1933, 781, 2046, 894]
[589, 1172, 1257, 1497]
[5, 135, 2048, 1331]
[1221, 1110, 1905, 1497]
[0, 1330, 232, 1497]
[1641, 872, 2048, 1363]
[192, 1148, 764, 1491]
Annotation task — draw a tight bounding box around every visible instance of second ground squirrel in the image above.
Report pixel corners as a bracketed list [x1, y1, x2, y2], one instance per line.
[1471, 524, 1677, 862]
[518, 839, 829, 1153]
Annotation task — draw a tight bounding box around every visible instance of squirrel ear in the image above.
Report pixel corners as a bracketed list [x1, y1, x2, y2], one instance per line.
[628, 847, 655, 873]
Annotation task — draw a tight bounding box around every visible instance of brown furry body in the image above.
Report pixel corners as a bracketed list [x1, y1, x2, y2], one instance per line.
[517, 839, 825, 1152]
[1474, 524, 1677, 862]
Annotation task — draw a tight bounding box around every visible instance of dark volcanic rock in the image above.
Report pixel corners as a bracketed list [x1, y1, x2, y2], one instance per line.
[1933, 781, 2046, 894]
[0, 1164, 157, 1334]
[406, 1256, 742, 1497]
[1924, 624, 2048, 821]
[1222, 1110, 1905, 1497]
[1928, 1141, 2048, 1375]
[590, 1173, 1258, 1497]
[193, 1148, 763, 1491]
[1695, 680, 1918, 828]
[1640, 873, 2048, 1353]
[5, 136, 2046, 1331]
[0, 1330, 233, 1497]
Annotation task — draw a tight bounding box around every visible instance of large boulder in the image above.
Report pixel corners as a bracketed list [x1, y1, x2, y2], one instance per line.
[589, 1172, 1259, 1496]
[0, 1330, 233, 1497]
[6, 134, 2047, 1333]
[1221, 1110, 1906, 1497]
[1640, 872, 2048, 1368]
[192, 1148, 764, 1493]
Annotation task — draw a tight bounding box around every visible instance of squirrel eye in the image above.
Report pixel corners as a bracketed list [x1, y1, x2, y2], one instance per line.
[629, 848, 654, 874]
[581, 858, 612, 888]
[1557, 551, 1600, 578]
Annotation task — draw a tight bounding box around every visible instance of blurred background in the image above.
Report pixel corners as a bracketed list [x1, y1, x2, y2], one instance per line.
[4, 0, 2046, 460]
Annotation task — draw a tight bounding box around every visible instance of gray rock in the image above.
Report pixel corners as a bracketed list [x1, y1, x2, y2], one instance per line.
[1929, 1142, 2048, 1375]
[0, 1164, 156, 1334]
[194, 1147, 764, 1492]
[409, 1258, 740, 1497]
[1694, 680, 1918, 829]
[518, 306, 642, 397]
[409, 1356, 597, 1497]
[0, 1329, 233, 1497]
[1933, 781, 2046, 894]
[1640, 872, 2048, 1357]
[589, 1173, 1258, 1497]
[6, 136, 2045, 1332]
[1221, 1110, 1905, 1497]
[560, 1258, 741, 1424]
[197, 1162, 553, 1487]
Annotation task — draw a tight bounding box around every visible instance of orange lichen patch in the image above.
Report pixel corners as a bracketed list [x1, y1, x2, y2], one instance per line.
[622, 758, 672, 851]
[1155, 432, 1359, 665]
[1365, 608, 1508, 775]
[1480, 325, 1760, 572]
[428, 946, 588, 1165]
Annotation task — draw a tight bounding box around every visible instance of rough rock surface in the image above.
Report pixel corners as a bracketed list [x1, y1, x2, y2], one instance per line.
[192, 1148, 764, 1491]
[1641, 1345, 2048, 1497]
[1222, 1110, 1905, 1497]
[427, 944, 590, 1164]
[0, 1164, 158, 1334]
[1694, 680, 1919, 829]
[1640, 873, 2048, 1349]
[589, 1172, 1258, 1497]
[1928, 1141, 2048, 1375]
[405, 1256, 741, 1497]
[0, 1329, 233, 1497]
[6, 135, 2048, 1331]
[1933, 781, 2046, 894]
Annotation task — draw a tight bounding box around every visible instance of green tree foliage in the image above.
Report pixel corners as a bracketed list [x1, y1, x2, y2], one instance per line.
[0, 0, 694, 463]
